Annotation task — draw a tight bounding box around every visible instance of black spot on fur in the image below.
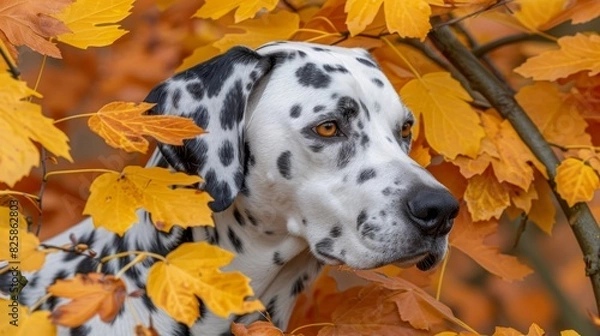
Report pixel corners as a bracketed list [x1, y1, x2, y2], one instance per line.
[290, 104, 302, 118]
[250, 71, 258, 81]
[296, 63, 331, 89]
[371, 78, 384, 87]
[171, 88, 182, 109]
[141, 292, 157, 312]
[382, 187, 392, 196]
[337, 142, 356, 168]
[358, 168, 376, 184]
[323, 64, 349, 73]
[313, 105, 326, 113]
[357, 120, 364, 130]
[359, 100, 371, 120]
[218, 140, 235, 167]
[310, 144, 324, 153]
[173, 323, 190, 336]
[302, 218, 307, 225]
[266, 296, 277, 321]
[204, 169, 233, 212]
[245, 210, 258, 226]
[298, 50, 307, 58]
[361, 223, 380, 239]
[233, 208, 246, 226]
[357, 210, 367, 230]
[264, 230, 274, 235]
[338, 96, 359, 119]
[273, 252, 285, 266]
[220, 80, 245, 130]
[192, 105, 210, 128]
[234, 170, 244, 190]
[228, 227, 244, 253]
[75, 257, 98, 274]
[356, 57, 378, 68]
[315, 238, 334, 255]
[186, 81, 204, 100]
[361, 134, 370, 148]
[70, 325, 91, 336]
[330, 226, 342, 238]
[291, 276, 305, 296]
[204, 226, 220, 245]
[277, 151, 292, 179]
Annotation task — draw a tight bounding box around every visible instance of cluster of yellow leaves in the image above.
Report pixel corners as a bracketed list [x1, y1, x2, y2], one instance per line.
[84, 166, 213, 235]
[0, 202, 46, 272]
[147, 242, 263, 326]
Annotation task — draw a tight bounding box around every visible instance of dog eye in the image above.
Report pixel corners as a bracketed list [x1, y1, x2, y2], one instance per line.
[314, 121, 340, 138]
[401, 122, 412, 138]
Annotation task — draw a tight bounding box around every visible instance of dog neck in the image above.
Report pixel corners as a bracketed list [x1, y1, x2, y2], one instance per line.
[186, 200, 323, 334]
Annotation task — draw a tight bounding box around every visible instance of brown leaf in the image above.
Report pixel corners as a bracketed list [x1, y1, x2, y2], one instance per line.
[231, 321, 284, 336]
[48, 273, 127, 327]
[0, 0, 72, 58]
[88, 102, 204, 153]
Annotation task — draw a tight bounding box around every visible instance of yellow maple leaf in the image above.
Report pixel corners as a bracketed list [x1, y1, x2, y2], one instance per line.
[555, 158, 599, 207]
[515, 33, 600, 81]
[464, 168, 510, 221]
[493, 323, 545, 336]
[0, 301, 56, 336]
[83, 166, 214, 236]
[47, 273, 127, 327]
[0, 203, 46, 272]
[147, 242, 263, 326]
[400, 72, 484, 159]
[513, 0, 567, 30]
[345, 0, 431, 39]
[88, 102, 204, 153]
[560, 330, 581, 336]
[194, 0, 278, 23]
[54, 0, 134, 49]
[213, 11, 300, 52]
[516, 82, 590, 147]
[0, 73, 72, 187]
[0, 0, 71, 58]
[528, 172, 556, 234]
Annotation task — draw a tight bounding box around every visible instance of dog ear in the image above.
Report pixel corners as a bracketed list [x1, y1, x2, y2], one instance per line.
[144, 47, 275, 212]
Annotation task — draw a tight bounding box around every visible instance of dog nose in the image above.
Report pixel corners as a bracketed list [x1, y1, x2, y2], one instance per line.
[406, 189, 459, 235]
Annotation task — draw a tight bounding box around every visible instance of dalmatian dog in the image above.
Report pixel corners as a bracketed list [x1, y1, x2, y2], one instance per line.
[8, 41, 459, 335]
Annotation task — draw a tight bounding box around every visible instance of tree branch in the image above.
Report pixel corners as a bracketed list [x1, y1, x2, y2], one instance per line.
[428, 20, 600, 315]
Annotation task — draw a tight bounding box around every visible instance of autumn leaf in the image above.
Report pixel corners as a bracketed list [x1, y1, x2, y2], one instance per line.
[83, 166, 213, 235]
[515, 33, 600, 81]
[345, 0, 432, 39]
[213, 11, 300, 52]
[401, 72, 484, 159]
[147, 242, 263, 326]
[0, 73, 72, 187]
[541, 0, 600, 29]
[54, 0, 134, 49]
[450, 208, 533, 281]
[555, 158, 600, 206]
[493, 323, 545, 336]
[0, 0, 71, 58]
[177, 44, 221, 72]
[0, 302, 56, 336]
[88, 101, 204, 153]
[47, 273, 127, 327]
[0, 206, 46, 271]
[231, 321, 284, 336]
[194, 0, 278, 23]
[464, 168, 510, 221]
[516, 82, 590, 147]
[528, 173, 556, 234]
[513, 0, 567, 30]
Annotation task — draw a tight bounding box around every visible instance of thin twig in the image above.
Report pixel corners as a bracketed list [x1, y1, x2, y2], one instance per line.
[434, 0, 514, 28]
[472, 33, 550, 57]
[429, 18, 600, 315]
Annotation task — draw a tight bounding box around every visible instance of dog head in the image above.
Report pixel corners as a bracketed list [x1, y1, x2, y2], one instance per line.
[146, 41, 459, 271]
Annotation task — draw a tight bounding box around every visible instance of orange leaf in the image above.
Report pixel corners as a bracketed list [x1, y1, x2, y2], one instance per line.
[0, 0, 71, 58]
[528, 173, 556, 234]
[0, 302, 56, 335]
[88, 101, 204, 153]
[231, 321, 284, 336]
[464, 168, 510, 221]
[512, 0, 567, 30]
[515, 33, 600, 81]
[47, 273, 127, 327]
[450, 208, 533, 281]
[555, 157, 600, 206]
[493, 323, 545, 336]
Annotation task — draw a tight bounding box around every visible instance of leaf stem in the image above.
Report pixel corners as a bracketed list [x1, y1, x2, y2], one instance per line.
[309, 16, 340, 33]
[380, 37, 423, 81]
[101, 250, 167, 264]
[290, 322, 335, 334]
[44, 168, 118, 181]
[53, 113, 98, 125]
[115, 253, 147, 278]
[29, 293, 53, 313]
[0, 40, 19, 78]
[303, 33, 343, 43]
[295, 28, 336, 35]
[436, 250, 450, 301]
[0, 190, 40, 200]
